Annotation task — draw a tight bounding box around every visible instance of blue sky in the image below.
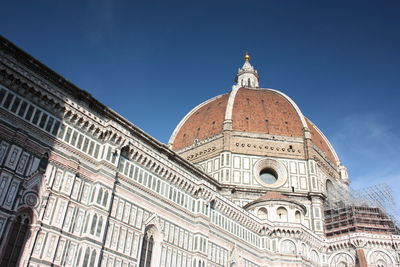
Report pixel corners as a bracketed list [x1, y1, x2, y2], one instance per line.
[2, 0, 400, 216]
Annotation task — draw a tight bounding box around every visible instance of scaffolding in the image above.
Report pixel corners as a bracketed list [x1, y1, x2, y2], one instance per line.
[324, 183, 400, 237]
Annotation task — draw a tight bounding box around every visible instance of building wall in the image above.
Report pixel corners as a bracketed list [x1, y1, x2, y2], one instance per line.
[0, 37, 399, 267]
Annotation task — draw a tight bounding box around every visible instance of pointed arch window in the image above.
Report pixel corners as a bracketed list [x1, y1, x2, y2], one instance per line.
[82, 247, 90, 266]
[96, 188, 103, 204]
[102, 190, 109, 206]
[90, 188, 96, 203]
[139, 233, 154, 267]
[81, 247, 97, 267]
[96, 217, 103, 237]
[75, 247, 83, 266]
[90, 214, 98, 235]
[0, 213, 31, 267]
[89, 250, 97, 266]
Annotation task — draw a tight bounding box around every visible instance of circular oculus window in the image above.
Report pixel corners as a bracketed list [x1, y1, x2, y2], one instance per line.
[254, 158, 288, 188]
[259, 168, 278, 184]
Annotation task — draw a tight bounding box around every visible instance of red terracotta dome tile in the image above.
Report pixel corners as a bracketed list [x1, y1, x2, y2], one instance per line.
[232, 89, 303, 137]
[170, 87, 339, 165]
[172, 93, 229, 150]
[306, 118, 337, 164]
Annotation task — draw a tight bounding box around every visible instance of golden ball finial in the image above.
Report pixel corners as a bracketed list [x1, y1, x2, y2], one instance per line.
[244, 52, 250, 61]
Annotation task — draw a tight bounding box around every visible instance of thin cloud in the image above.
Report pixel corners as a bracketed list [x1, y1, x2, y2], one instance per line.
[80, 0, 118, 47]
[331, 112, 400, 218]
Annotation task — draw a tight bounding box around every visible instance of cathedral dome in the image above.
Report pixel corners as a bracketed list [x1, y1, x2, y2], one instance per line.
[169, 87, 339, 165]
[169, 55, 340, 168]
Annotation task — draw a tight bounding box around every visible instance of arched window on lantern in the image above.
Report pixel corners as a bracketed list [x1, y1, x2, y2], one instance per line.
[0, 213, 31, 266]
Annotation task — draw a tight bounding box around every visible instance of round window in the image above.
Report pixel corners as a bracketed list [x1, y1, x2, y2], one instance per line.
[259, 168, 278, 184]
[254, 158, 287, 188]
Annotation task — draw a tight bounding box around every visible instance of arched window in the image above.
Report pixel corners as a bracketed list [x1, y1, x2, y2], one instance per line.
[281, 239, 296, 254]
[301, 243, 307, 257]
[90, 214, 97, 235]
[257, 208, 268, 220]
[90, 188, 96, 203]
[82, 247, 90, 267]
[89, 250, 97, 266]
[83, 214, 90, 233]
[369, 251, 392, 267]
[102, 190, 109, 206]
[295, 211, 301, 223]
[96, 216, 103, 237]
[326, 180, 334, 196]
[39, 153, 49, 171]
[311, 250, 319, 264]
[139, 233, 154, 267]
[277, 207, 288, 221]
[120, 145, 130, 159]
[0, 213, 31, 267]
[330, 252, 354, 267]
[75, 247, 83, 266]
[247, 78, 251, 87]
[96, 188, 103, 204]
[81, 247, 97, 267]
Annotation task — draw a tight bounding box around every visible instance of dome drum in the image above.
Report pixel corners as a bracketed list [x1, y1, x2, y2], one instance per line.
[228, 134, 305, 160]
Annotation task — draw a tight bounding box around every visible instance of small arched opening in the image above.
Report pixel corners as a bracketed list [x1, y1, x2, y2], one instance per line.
[277, 207, 288, 222]
[280, 239, 297, 255]
[295, 210, 301, 223]
[257, 207, 268, 220]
